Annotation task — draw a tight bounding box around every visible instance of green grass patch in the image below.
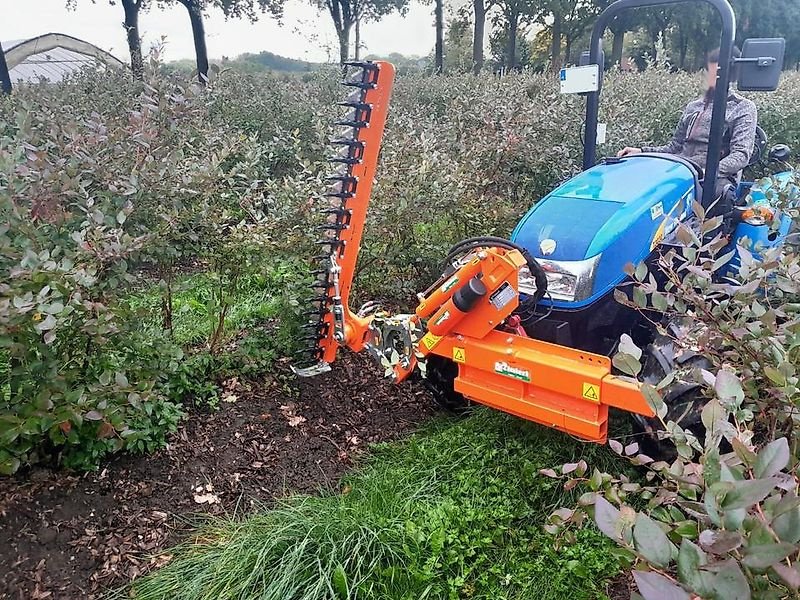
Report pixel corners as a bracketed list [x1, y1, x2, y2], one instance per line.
[126, 409, 626, 600]
[127, 270, 296, 348]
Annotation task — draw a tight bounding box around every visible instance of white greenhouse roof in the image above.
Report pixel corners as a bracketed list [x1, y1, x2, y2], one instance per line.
[3, 33, 124, 83]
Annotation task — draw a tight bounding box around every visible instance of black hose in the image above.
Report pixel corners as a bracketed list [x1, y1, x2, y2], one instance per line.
[445, 236, 548, 305]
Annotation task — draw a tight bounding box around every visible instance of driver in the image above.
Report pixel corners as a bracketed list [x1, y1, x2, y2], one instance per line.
[617, 46, 758, 214]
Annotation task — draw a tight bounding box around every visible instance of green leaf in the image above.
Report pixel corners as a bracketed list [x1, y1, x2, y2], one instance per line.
[613, 352, 642, 377]
[755, 437, 790, 478]
[698, 530, 742, 555]
[708, 560, 751, 600]
[720, 478, 778, 510]
[677, 539, 713, 596]
[651, 291, 668, 311]
[641, 384, 666, 419]
[619, 333, 643, 360]
[633, 513, 673, 568]
[634, 262, 648, 282]
[594, 495, 622, 541]
[714, 370, 744, 404]
[742, 542, 796, 570]
[331, 563, 349, 599]
[772, 563, 800, 590]
[632, 570, 690, 600]
[773, 506, 800, 544]
[720, 478, 779, 510]
[764, 366, 787, 386]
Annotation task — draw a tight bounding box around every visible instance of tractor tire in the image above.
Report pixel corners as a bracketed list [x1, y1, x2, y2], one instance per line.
[423, 355, 471, 413]
[630, 326, 712, 460]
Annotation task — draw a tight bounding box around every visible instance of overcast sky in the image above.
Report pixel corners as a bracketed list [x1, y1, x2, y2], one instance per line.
[4, 0, 442, 63]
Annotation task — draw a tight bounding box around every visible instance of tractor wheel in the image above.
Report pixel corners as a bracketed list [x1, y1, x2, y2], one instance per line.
[630, 330, 712, 460]
[423, 355, 471, 413]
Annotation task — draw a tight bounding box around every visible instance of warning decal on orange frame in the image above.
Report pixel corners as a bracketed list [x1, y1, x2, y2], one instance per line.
[582, 382, 600, 402]
[453, 347, 466, 363]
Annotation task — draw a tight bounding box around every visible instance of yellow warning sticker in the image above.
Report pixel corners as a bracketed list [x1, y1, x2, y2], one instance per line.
[453, 347, 466, 363]
[421, 332, 443, 351]
[582, 382, 600, 402]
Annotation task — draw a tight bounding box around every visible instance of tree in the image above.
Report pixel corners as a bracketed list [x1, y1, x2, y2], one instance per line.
[434, 0, 444, 73]
[312, 0, 410, 64]
[166, 0, 284, 83]
[470, 0, 495, 73]
[67, 0, 283, 82]
[444, 16, 474, 72]
[491, 0, 540, 71]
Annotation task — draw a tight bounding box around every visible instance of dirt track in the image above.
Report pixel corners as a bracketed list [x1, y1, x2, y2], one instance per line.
[0, 353, 434, 599]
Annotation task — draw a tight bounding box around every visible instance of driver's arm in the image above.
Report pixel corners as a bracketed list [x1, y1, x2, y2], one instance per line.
[641, 105, 692, 155]
[718, 99, 758, 177]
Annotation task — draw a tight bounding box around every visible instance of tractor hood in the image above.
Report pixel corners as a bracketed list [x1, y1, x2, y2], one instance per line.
[511, 156, 696, 308]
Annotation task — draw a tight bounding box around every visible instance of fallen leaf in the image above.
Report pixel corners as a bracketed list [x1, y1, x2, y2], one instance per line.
[288, 415, 307, 427]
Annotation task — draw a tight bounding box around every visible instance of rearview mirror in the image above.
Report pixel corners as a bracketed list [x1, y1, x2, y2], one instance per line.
[737, 38, 785, 92]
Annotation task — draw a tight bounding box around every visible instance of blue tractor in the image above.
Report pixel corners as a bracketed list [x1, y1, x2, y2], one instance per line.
[505, 0, 794, 445]
[295, 0, 794, 449]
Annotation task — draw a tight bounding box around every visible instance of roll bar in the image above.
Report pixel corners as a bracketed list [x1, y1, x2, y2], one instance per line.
[582, 0, 736, 209]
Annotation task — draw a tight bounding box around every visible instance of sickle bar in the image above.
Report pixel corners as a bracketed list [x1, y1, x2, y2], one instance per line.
[294, 61, 396, 376]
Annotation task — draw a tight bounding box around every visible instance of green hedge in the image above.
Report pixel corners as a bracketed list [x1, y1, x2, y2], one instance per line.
[1, 64, 798, 473]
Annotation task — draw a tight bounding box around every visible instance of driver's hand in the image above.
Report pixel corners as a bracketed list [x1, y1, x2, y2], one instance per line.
[617, 147, 642, 157]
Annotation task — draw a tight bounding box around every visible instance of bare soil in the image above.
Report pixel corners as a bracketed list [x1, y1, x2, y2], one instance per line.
[0, 353, 434, 600]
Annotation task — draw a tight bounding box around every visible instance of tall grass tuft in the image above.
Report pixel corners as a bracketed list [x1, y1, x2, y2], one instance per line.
[127, 410, 626, 600]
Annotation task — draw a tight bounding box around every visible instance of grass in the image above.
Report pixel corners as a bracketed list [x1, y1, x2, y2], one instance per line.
[126, 409, 629, 600]
[127, 270, 296, 348]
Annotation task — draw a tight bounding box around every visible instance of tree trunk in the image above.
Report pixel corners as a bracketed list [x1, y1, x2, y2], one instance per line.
[181, 0, 209, 84]
[434, 0, 444, 74]
[564, 34, 572, 66]
[121, 0, 143, 79]
[611, 29, 625, 66]
[339, 28, 351, 63]
[550, 10, 563, 72]
[0, 41, 11, 95]
[472, 0, 485, 74]
[506, 13, 518, 71]
[354, 15, 361, 60]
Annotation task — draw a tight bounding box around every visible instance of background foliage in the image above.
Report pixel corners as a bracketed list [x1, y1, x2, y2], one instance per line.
[2, 63, 800, 476]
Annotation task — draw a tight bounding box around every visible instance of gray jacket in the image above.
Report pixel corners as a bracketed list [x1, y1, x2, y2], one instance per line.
[642, 91, 758, 180]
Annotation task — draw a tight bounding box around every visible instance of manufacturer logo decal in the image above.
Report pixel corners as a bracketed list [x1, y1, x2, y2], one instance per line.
[494, 361, 531, 382]
[540, 239, 557, 256]
[650, 203, 664, 220]
[433, 311, 450, 326]
[440, 276, 459, 293]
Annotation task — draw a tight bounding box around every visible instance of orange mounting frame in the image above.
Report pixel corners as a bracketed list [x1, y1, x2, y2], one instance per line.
[427, 331, 653, 442]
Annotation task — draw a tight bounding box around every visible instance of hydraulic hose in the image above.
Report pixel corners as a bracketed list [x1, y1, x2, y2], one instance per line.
[444, 236, 548, 305]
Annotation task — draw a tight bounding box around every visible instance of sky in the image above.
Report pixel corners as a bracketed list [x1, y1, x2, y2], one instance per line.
[4, 0, 442, 63]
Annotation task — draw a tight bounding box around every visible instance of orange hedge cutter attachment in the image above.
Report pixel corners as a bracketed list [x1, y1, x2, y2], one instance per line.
[292, 61, 653, 443]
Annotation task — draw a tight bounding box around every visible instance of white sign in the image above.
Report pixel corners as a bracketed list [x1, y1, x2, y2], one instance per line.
[559, 65, 600, 95]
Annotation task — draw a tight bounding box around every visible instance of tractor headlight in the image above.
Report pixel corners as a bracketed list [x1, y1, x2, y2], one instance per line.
[517, 255, 601, 302]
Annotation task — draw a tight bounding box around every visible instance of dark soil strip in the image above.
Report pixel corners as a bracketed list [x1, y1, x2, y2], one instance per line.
[0, 353, 434, 599]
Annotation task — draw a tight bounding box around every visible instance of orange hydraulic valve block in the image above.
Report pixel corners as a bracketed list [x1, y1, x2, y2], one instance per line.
[417, 247, 527, 356]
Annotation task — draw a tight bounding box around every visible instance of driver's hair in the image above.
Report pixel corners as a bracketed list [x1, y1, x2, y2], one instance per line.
[707, 45, 742, 82]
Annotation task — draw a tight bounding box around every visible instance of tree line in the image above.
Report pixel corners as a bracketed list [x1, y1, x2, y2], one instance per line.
[2, 0, 798, 91]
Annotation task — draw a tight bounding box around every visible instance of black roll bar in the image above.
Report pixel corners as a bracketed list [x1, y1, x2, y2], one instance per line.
[582, 0, 736, 209]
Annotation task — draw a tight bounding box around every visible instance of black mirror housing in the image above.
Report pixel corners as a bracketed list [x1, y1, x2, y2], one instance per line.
[737, 38, 785, 92]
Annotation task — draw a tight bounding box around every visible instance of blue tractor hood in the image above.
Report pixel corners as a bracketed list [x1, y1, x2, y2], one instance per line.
[511, 156, 697, 308]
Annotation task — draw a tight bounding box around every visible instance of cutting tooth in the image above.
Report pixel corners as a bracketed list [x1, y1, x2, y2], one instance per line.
[317, 222, 348, 232]
[321, 207, 352, 218]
